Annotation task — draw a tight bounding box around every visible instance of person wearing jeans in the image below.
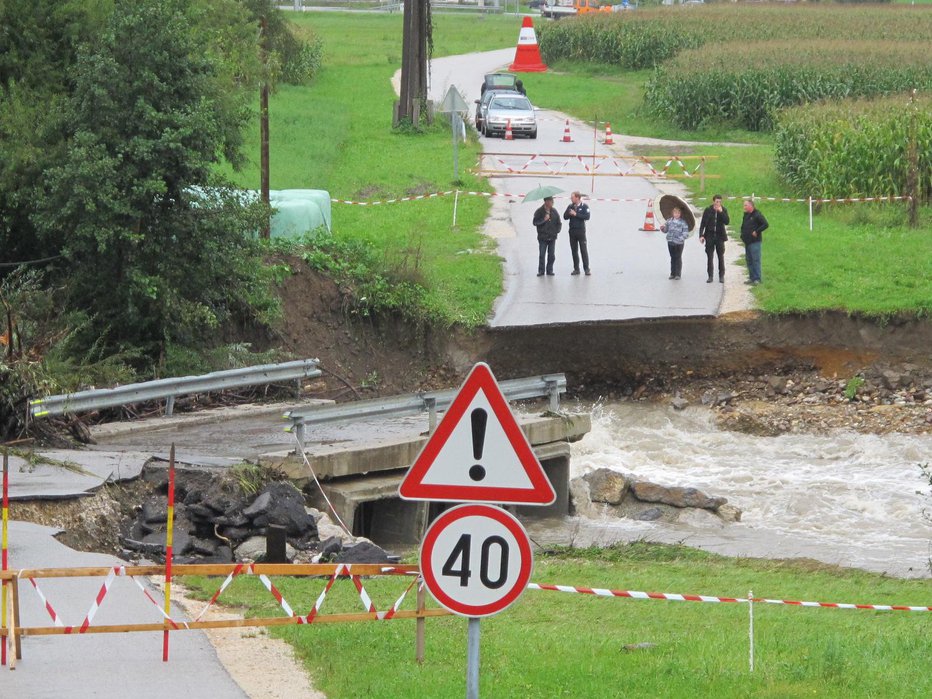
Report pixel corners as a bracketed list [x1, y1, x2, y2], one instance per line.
[660, 207, 691, 280]
[740, 198, 768, 284]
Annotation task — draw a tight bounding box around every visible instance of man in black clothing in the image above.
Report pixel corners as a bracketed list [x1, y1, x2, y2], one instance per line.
[563, 191, 591, 275]
[532, 196, 562, 276]
[698, 194, 729, 283]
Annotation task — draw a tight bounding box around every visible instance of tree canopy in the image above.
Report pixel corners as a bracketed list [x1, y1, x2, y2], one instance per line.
[0, 0, 317, 370]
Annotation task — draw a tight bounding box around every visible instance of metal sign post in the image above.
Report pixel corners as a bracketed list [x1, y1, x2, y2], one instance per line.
[438, 86, 469, 181]
[467, 617, 481, 699]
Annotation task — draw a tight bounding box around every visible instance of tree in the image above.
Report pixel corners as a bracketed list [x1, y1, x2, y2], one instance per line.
[33, 0, 272, 367]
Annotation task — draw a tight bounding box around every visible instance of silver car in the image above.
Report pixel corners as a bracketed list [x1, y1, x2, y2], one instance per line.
[482, 93, 537, 139]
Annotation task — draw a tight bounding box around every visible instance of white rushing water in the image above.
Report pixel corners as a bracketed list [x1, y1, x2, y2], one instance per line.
[529, 402, 932, 579]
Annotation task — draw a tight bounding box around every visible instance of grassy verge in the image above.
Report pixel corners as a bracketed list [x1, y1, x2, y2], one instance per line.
[525, 59, 932, 316]
[183, 543, 932, 698]
[223, 13, 521, 325]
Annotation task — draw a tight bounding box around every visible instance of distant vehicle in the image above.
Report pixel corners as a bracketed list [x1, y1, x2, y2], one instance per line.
[480, 73, 518, 96]
[540, 0, 613, 19]
[481, 92, 537, 139]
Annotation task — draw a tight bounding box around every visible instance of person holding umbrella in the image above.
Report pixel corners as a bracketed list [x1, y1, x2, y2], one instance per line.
[658, 194, 695, 281]
[526, 185, 563, 276]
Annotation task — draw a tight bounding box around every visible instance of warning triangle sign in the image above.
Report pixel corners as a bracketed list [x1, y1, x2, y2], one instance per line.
[399, 363, 556, 506]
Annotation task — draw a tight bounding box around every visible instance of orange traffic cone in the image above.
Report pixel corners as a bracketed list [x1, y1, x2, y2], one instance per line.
[508, 16, 547, 73]
[561, 119, 573, 143]
[639, 199, 658, 231]
[603, 122, 614, 145]
[504, 119, 514, 141]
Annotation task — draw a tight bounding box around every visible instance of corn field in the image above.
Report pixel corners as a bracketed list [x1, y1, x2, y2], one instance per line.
[642, 41, 932, 131]
[774, 93, 932, 201]
[537, 5, 932, 70]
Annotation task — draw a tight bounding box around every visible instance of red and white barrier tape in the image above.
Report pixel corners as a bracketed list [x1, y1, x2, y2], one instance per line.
[331, 190, 910, 208]
[27, 566, 120, 634]
[192, 561, 251, 622]
[528, 583, 932, 612]
[26, 576, 65, 627]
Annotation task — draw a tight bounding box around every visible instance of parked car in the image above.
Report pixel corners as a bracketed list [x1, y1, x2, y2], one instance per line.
[482, 92, 537, 139]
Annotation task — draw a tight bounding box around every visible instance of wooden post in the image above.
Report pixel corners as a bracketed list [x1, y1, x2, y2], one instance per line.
[1, 449, 7, 667]
[699, 157, 706, 193]
[415, 583, 426, 664]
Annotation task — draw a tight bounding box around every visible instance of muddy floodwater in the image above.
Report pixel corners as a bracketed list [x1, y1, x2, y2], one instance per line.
[526, 402, 932, 579]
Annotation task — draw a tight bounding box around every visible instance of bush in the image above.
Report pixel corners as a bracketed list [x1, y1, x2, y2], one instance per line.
[774, 93, 932, 200]
[537, 5, 932, 69]
[643, 41, 932, 131]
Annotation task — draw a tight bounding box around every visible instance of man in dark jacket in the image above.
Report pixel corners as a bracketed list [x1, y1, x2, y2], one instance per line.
[699, 194, 729, 283]
[740, 198, 769, 285]
[532, 196, 562, 276]
[563, 191, 591, 275]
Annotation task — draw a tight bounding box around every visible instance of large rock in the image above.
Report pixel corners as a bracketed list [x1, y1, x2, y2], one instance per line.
[630, 481, 726, 511]
[583, 468, 629, 505]
[246, 482, 317, 538]
[334, 540, 395, 564]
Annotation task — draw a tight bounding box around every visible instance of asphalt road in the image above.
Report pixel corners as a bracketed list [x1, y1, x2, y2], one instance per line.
[425, 46, 726, 327]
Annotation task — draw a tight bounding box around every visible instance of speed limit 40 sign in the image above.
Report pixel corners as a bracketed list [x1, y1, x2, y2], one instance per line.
[420, 504, 533, 618]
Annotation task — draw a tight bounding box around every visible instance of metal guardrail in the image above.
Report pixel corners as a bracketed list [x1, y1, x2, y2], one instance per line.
[283, 373, 566, 445]
[30, 359, 322, 418]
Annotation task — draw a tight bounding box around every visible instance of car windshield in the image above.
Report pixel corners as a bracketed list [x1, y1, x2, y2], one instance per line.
[490, 97, 532, 111]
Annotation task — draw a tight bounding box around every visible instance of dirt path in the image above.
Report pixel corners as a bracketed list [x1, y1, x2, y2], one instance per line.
[170, 582, 327, 699]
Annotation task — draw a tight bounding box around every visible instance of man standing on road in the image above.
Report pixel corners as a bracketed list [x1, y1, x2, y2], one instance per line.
[740, 198, 768, 285]
[699, 194, 729, 283]
[533, 196, 562, 276]
[563, 191, 591, 276]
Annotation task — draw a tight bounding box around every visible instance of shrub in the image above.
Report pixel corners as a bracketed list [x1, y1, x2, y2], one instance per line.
[774, 93, 932, 200]
[537, 5, 932, 69]
[643, 41, 932, 131]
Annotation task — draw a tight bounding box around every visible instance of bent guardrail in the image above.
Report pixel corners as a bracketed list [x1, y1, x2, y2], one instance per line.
[29, 359, 321, 418]
[283, 373, 566, 445]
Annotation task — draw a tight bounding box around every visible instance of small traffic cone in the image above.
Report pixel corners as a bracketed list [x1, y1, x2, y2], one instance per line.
[603, 122, 614, 145]
[560, 119, 573, 143]
[638, 199, 658, 231]
[504, 119, 514, 141]
[508, 16, 548, 73]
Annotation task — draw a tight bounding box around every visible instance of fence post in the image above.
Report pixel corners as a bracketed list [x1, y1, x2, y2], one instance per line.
[748, 589, 755, 673]
[1, 449, 7, 667]
[700, 157, 706, 193]
[415, 582, 426, 664]
[809, 196, 813, 232]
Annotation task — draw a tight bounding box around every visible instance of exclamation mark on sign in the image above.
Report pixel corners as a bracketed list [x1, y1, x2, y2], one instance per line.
[468, 408, 488, 482]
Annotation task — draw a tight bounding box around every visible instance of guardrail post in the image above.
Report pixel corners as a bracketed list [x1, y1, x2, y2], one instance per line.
[425, 397, 438, 434]
[545, 378, 560, 413]
[294, 421, 306, 451]
[165, 395, 175, 417]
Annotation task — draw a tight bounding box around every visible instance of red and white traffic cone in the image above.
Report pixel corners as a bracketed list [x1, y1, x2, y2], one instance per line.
[603, 122, 614, 145]
[560, 119, 573, 143]
[504, 119, 514, 141]
[638, 199, 658, 231]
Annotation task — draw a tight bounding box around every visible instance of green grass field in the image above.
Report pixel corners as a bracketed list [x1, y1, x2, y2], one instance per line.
[241, 11, 930, 322]
[183, 543, 932, 698]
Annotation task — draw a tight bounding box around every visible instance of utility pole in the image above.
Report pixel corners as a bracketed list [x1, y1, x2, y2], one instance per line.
[260, 15, 271, 238]
[396, 0, 431, 126]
